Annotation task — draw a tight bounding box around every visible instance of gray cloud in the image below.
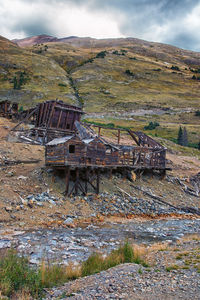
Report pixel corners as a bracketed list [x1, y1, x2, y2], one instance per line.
[0, 0, 200, 51]
[11, 17, 54, 37]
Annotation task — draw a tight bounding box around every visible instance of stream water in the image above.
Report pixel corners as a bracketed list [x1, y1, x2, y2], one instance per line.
[1, 218, 200, 264]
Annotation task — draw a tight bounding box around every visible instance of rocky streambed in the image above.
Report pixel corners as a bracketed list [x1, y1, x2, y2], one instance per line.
[0, 218, 200, 265]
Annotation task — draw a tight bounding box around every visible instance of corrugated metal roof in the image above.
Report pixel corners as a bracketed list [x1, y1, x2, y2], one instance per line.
[46, 136, 73, 146]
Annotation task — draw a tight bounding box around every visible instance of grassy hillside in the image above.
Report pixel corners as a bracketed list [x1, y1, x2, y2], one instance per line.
[0, 35, 200, 148]
[0, 36, 74, 107]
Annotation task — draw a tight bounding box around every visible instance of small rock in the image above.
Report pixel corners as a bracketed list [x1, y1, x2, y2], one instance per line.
[5, 206, 12, 212]
[63, 217, 74, 225]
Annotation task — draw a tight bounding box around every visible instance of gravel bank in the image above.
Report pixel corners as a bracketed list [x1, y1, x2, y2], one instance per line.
[44, 263, 200, 300]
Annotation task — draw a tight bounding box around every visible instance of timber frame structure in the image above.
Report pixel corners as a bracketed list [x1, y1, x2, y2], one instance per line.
[45, 121, 169, 196]
[10, 100, 84, 144]
[0, 100, 19, 118]
[0, 99, 170, 195]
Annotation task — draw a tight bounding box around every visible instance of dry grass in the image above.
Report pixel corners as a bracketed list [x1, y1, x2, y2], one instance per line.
[178, 234, 200, 243]
[147, 242, 169, 252]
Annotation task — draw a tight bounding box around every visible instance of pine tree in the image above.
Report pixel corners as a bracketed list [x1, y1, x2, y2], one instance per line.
[19, 72, 24, 87]
[177, 126, 183, 145]
[182, 127, 188, 146]
[13, 76, 18, 89]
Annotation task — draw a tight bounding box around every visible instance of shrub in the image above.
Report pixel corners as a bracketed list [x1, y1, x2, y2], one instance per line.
[177, 126, 188, 146]
[112, 50, 119, 55]
[58, 83, 67, 87]
[0, 243, 148, 298]
[13, 71, 29, 90]
[96, 51, 107, 58]
[18, 106, 23, 112]
[81, 241, 147, 277]
[125, 69, 134, 76]
[192, 75, 200, 80]
[0, 250, 42, 297]
[144, 121, 160, 130]
[195, 110, 200, 117]
[171, 65, 180, 71]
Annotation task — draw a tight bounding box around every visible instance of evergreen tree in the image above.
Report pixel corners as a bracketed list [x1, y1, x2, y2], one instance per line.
[198, 141, 200, 150]
[19, 72, 24, 87]
[13, 76, 18, 89]
[182, 127, 188, 146]
[177, 126, 183, 145]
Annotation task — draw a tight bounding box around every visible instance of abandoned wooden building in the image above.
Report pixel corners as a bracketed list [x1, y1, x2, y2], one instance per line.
[11, 100, 84, 143]
[0, 100, 18, 118]
[45, 122, 168, 196]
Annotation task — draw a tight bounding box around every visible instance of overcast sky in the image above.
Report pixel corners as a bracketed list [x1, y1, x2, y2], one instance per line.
[1, 0, 200, 51]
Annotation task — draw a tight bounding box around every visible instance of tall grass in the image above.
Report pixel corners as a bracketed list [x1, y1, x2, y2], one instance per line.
[82, 241, 148, 276]
[0, 242, 147, 298]
[0, 249, 42, 298]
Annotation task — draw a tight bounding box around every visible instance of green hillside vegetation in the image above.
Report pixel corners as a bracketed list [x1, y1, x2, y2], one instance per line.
[0, 35, 200, 148]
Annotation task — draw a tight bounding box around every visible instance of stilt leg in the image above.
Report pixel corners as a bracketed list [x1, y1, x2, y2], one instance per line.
[85, 168, 88, 195]
[75, 168, 79, 195]
[65, 167, 70, 195]
[96, 169, 100, 194]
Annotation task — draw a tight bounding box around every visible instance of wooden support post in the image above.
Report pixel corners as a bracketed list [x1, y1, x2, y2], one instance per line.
[57, 109, 62, 129]
[96, 168, 100, 194]
[71, 112, 76, 130]
[98, 127, 101, 137]
[122, 168, 126, 181]
[47, 102, 56, 129]
[5, 102, 8, 114]
[160, 169, 166, 180]
[118, 129, 120, 144]
[85, 168, 88, 194]
[75, 168, 79, 195]
[38, 103, 44, 127]
[42, 103, 48, 126]
[109, 168, 112, 179]
[66, 111, 69, 130]
[65, 167, 70, 195]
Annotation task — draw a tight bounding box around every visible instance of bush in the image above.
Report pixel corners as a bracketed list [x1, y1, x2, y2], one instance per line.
[58, 83, 67, 87]
[171, 65, 180, 71]
[13, 71, 29, 90]
[81, 241, 147, 277]
[125, 69, 134, 76]
[0, 250, 42, 297]
[112, 50, 119, 55]
[144, 121, 160, 130]
[96, 51, 107, 58]
[195, 110, 200, 116]
[0, 243, 148, 298]
[192, 75, 200, 80]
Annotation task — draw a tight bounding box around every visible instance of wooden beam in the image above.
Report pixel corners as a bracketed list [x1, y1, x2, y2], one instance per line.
[38, 103, 44, 127]
[57, 110, 63, 129]
[85, 168, 88, 194]
[128, 130, 140, 146]
[98, 127, 101, 137]
[11, 107, 38, 131]
[65, 167, 70, 195]
[117, 129, 120, 144]
[96, 168, 100, 194]
[47, 102, 56, 128]
[75, 168, 79, 195]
